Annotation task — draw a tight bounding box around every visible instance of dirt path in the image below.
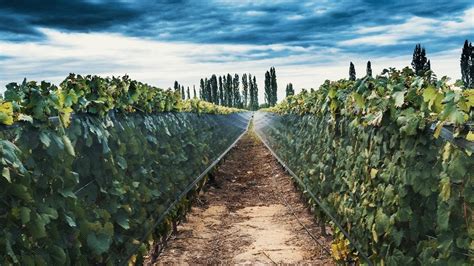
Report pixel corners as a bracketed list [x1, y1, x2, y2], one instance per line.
[148, 129, 334, 265]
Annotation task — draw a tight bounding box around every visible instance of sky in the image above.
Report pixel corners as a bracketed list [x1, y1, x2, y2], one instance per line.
[0, 0, 473, 101]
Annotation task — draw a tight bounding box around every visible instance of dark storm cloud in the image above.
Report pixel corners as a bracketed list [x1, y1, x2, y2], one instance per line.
[0, 0, 472, 57]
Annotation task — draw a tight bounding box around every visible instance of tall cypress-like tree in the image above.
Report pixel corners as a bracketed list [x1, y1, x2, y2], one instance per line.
[349, 62, 356, 81]
[199, 79, 205, 99]
[210, 75, 218, 104]
[252, 76, 259, 110]
[412, 44, 429, 75]
[233, 74, 241, 107]
[286, 83, 294, 97]
[206, 78, 212, 102]
[226, 73, 233, 106]
[270, 67, 277, 106]
[461, 40, 472, 88]
[470, 42, 474, 88]
[218, 76, 224, 105]
[181, 85, 185, 100]
[264, 71, 271, 105]
[366, 61, 372, 77]
[193, 85, 197, 98]
[223, 75, 228, 106]
[186, 86, 190, 99]
[174, 81, 179, 92]
[248, 74, 254, 110]
[242, 73, 248, 109]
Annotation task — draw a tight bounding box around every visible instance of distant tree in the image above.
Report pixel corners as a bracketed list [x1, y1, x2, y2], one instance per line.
[193, 85, 197, 98]
[411, 44, 429, 75]
[470, 42, 474, 88]
[181, 85, 185, 100]
[461, 40, 473, 88]
[349, 62, 356, 81]
[264, 71, 271, 105]
[366, 61, 372, 77]
[270, 67, 277, 105]
[218, 76, 224, 105]
[210, 75, 218, 104]
[174, 81, 179, 92]
[233, 74, 241, 107]
[286, 83, 294, 97]
[248, 74, 254, 110]
[252, 75, 259, 110]
[223, 74, 232, 106]
[206, 78, 212, 102]
[187, 86, 190, 99]
[199, 79, 205, 99]
[424, 60, 431, 73]
[242, 74, 248, 109]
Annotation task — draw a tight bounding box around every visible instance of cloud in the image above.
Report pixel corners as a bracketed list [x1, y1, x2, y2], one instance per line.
[0, 28, 464, 103]
[340, 7, 474, 46]
[0, 1, 471, 103]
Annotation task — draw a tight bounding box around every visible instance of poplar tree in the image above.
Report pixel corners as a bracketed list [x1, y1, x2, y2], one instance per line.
[210, 75, 218, 104]
[461, 40, 473, 88]
[252, 76, 259, 110]
[199, 79, 205, 99]
[242, 73, 248, 109]
[181, 85, 185, 100]
[219, 76, 224, 105]
[270, 67, 277, 105]
[193, 85, 197, 98]
[226, 73, 233, 106]
[187, 87, 190, 99]
[249, 74, 254, 110]
[412, 44, 429, 75]
[264, 71, 271, 105]
[349, 62, 356, 81]
[233, 74, 241, 107]
[174, 81, 179, 92]
[366, 61, 372, 77]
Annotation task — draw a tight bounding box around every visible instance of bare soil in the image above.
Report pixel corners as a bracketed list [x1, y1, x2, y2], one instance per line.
[146, 129, 334, 265]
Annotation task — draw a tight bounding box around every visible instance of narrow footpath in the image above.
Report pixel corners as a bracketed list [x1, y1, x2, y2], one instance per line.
[147, 128, 334, 265]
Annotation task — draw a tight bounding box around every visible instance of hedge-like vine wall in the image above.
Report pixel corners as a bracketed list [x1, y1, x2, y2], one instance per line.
[0, 74, 250, 264]
[257, 68, 473, 264]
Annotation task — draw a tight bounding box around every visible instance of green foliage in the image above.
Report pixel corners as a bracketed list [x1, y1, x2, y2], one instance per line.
[0, 74, 247, 264]
[259, 67, 473, 264]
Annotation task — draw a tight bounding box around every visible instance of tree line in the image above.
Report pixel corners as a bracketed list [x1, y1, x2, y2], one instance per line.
[174, 39, 473, 110]
[347, 40, 474, 89]
[174, 67, 298, 110]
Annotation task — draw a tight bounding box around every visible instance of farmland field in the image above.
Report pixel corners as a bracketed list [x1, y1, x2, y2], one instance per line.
[0, 1, 473, 265]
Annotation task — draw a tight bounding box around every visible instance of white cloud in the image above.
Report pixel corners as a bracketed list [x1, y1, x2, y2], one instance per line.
[0, 28, 462, 103]
[340, 7, 474, 46]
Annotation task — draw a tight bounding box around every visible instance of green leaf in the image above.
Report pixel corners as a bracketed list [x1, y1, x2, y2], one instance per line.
[439, 175, 451, 202]
[28, 214, 47, 239]
[87, 232, 112, 255]
[2, 167, 11, 183]
[437, 202, 450, 231]
[64, 214, 77, 227]
[39, 132, 51, 147]
[375, 209, 390, 233]
[20, 207, 31, 224]
[5, 233, 19, 263]
[393, 91, 405, 108]
[62, 135, 75, 156]
[116, 213, 130, 230]
[49, 245, 67, 264]
[10, 184, 32, 202]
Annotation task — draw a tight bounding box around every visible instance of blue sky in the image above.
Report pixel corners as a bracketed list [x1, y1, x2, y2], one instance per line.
[0, 0, 473, 100]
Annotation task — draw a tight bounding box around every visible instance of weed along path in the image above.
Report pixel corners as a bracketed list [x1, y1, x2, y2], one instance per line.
[147, 129, 334, 265]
